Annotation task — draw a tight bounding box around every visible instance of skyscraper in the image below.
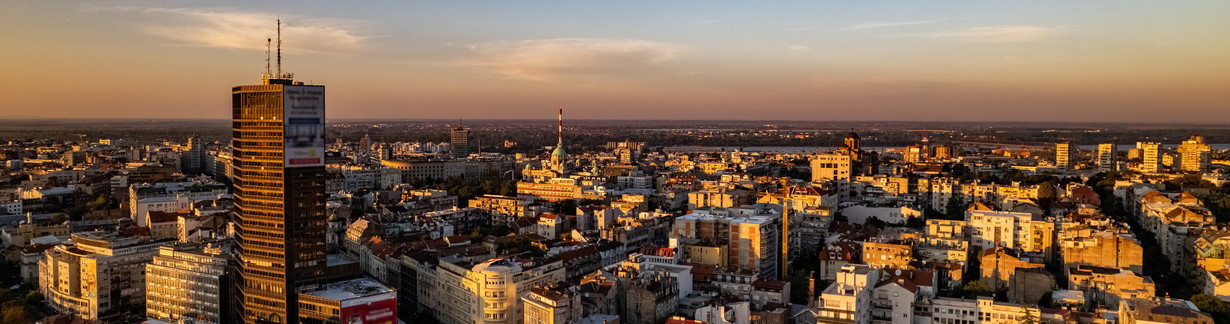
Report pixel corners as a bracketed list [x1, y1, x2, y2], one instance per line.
[1056, 142, 1078, 170]
[182, 136, 205, 174]
[1097, 143, 1117, 171]
[1178, 135, 1212, 173]
[451, 122, 469, 158]
[232, 22, 327, 323]
[1140, 142, 1161, 173]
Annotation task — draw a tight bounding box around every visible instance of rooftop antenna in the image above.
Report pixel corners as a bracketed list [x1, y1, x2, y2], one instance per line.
[263, 38, 272, 78]
[276, 19, 282, 76]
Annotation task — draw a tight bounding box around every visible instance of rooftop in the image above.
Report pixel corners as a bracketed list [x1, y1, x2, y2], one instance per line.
[303, 277, 395, 302]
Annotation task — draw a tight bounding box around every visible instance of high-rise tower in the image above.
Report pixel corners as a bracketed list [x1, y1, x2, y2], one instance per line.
[1178, 135, 1211, 173]
[1056, 142, 1079, 170]
[451, 120, 470, 158]
[1141, 142, 1162, 173]
[1097, 143, 1117, 171]
[233, 20, 327, 323]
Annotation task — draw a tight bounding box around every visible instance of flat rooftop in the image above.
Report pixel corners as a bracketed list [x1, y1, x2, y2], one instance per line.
[304, 277, 395, 303]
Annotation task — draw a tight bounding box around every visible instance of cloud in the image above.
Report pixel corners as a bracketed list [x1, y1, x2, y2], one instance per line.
[845, 20, 940, 31]
[931, 25, 1064, 43]
[136, 8, 366, 53]
[787, 45, 811, 55]
[457, 38, 681, 81]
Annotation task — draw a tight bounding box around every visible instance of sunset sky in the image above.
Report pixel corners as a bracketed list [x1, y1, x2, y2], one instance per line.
[2, 1, 1228, 122]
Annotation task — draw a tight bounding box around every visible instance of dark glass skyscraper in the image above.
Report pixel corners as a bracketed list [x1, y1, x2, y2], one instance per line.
[232, 72, 327, 323]
[451, 123, 469, 158]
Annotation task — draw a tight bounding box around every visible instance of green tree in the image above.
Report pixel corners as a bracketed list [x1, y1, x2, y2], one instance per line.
[832, 211, 848, 223]
[904, 216, 925, 229]
[944, 196, 965, 220]
[555, 199, 578, 215]
[787, 270, 813, 304]
[1037, 290, 1054, 308]
[49, 213, 67, 224]
[22, 290, 40, 306]
[1036, 181, 1057, 200]
[1018, 306, 1038, 324]
[1036, 180, 1058, 215]
[865, 216, 886, 228]
[959, 280, 993, 298]
[1192, 294, 1230, 323]
[0, 300, 24, 324]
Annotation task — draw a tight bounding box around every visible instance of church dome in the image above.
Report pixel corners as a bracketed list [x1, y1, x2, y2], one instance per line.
[551, 146, 567, 159]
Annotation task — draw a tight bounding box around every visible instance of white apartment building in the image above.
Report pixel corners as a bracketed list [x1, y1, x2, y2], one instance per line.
[521, 286, 581, 324]
[129, 181, 228, 227]
[1098, 143, 1118, 171]
[1056, 142, 1079, 169]
[1140, 142, 1161, 173]
[2, 199, 21, 215]
[817, 264, 879, 324]
[840, 205, 922, 225]
[39, 232, 171, 321]
[145, 244, 230, 324]
[812, 154, 853, 182]
[329, 164, 402, 191]
[673, 210, 781, 278]
[435, 257, 567, 324]
[966, 210, 1052, 253]
[1178, 136, 1212, 173]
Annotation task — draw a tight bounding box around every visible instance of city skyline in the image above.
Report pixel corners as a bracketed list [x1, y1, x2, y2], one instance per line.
[3, 1, 1229, 122]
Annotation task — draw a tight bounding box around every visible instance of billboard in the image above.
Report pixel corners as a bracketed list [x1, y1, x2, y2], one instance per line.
[338, 291, 397, 324]
[283, 85, 325, 167]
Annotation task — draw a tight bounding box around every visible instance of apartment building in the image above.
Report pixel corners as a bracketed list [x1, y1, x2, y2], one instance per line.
[39, 232, 171, 321]
[145, 244, 232, 324]
[816, 264, 878, 324]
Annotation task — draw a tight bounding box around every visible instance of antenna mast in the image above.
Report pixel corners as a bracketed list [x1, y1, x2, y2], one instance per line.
[558, 109, 563, 147]
[276, 19, 282, 76]
[264, 38, 272, 78]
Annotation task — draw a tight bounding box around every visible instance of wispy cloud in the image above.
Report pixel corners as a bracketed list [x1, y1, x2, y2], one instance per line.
[132, 7, 366, 53]
[456, 38, 682, 81]
[845, 20, 940, 31]
[787, 45, 811, 56]
[930, 25, 1064, 43]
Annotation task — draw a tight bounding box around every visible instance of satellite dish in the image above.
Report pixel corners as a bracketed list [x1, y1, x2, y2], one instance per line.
[895, 269, 902, 276]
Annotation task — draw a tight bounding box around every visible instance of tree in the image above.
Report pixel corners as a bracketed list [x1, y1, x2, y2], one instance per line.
[787, 270, 812, 304]
[865, 216, 886, 228]
[49, 213, 67, 224]
[555, 199, 578, 215]
[1018, 306, 1038, 324]
[1037, 290, 1054, 308]
[22, 290, 40, 306]
[0, 300, 24, 324]
[832, 211, 848, 223]
[904, 216, 925, 229]
[1192, 294, 1230, 323]
[943, 196, 965, 220]
[959, 280, 993, 299]
[1036, 180, 1058, 216]
[1036, 181, 1057, 200]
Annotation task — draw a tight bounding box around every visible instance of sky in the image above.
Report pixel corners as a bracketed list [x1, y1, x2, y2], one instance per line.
[1, 1, 1228, 122]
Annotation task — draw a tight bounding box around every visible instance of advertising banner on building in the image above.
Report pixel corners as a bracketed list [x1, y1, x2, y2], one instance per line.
[284, 85, 325, 167]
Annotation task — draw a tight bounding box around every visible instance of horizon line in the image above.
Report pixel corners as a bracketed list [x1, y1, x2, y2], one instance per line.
[2, 117, 1230, 127]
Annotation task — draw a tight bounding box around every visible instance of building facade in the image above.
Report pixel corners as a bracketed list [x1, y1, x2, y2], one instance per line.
[1098, 143, 1117, 171]
[39, 232, 170, 321]
[145, 244, 232, 324]
[233, 72, 329, 322]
